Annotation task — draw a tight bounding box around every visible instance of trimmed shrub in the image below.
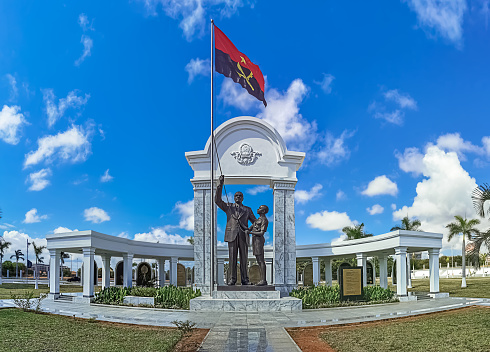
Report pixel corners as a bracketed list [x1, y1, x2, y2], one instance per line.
[362, 286, 395, 301]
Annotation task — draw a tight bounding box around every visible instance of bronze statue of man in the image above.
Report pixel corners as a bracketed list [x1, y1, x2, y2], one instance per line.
[244, 205, 269, 286]
[215, 175, 256, 285]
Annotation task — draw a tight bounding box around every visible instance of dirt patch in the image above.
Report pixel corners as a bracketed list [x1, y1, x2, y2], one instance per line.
[286, 306, 484, 352]
[173, 329, 209, 352]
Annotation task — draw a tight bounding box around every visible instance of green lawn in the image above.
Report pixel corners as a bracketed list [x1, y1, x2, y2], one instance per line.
[0, 283, 88, 299]
[0, 308, 181, 352]
[321, 307, 490, 352]
[408, 277, 490, 298]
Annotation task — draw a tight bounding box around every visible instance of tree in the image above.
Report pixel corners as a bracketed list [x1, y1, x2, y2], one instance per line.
[390, 216, 422, 231]
[187, 237, 194, 245]
[0, 236, 11, 284]
[10, 249, 24, 278]
[342, 223, 373, 240]
[32, 241, 46, 289]
[446, 215, 480, 288]
[470, 184, 490, 269]
[60, 252, 70, 280]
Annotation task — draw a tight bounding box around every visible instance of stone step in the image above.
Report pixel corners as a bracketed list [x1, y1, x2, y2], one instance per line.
[212, 290, 280, 300]
[57, 295, 73, 302]
[190, 296, 302, 312]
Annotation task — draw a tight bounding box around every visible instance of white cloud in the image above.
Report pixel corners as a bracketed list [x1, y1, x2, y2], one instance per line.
[257, 79, 317, 151]
[0, 105, 28, 145]
[24, 125, 92, 168]
[314, 73, 335, 94]
[185, 57, 210, 83]
[27, 168, 52, 191]
[0, 223, 15, 230]
[393, 145, 489, 251]
[391, 203, 397, 210]
[100, 169, 114, 183]
[1, 230, 49, 266]
[435, 132, 482, 160]
[78, 13, 94, 31]
[117, 232, 130, 239]
[42, 89, 90, 128]
[482, 136, 490, 155]
[295, 184, 323, 204]
[6, 74, 18, 101]
[336, 190, 346, 201]
[53, 226, 77, 234]
[369, 89, 417, 125]
[317, 130, 355, 166]
[175, 200, 194, 231]
[306, 210, 354, 231]
[23, 208, 48, 224]
[384, 89, 417, 110]
[404, 0, 467, 47]
[362, 175, 398, 196]
[395, 147, 425, 176]
[247, 185, 270, 195]
[367, 204, 384, 215]
[141, 0, 249, 41]
[218, 78, 261, 111]
[83, 207, 110, 223]
[134, 227, 190, 244]
[75, 35, 93, 66]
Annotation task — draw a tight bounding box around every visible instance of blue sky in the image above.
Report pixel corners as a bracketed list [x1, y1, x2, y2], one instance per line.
[1, 0, 490, 264]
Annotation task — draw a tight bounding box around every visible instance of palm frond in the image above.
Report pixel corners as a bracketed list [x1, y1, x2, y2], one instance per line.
[472, 183, 490, 218]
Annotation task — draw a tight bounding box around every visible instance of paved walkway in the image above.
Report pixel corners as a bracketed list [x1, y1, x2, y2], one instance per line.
[1, 297, 488, 351]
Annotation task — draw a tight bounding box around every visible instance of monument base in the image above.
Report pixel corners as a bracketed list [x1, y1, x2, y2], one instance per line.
[190, 287, 302, 311]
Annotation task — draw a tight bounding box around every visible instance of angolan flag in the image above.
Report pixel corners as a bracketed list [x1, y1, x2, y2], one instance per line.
[215, 26, 267, 107]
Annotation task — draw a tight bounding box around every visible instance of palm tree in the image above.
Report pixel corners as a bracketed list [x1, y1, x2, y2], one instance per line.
[470, 184, 490, 267]
[446, 215, 480, 288]
[32, 241, 46, 289]
[342, 223, 373, 240]
[391, 216, 422, 231]
[10, 250, 24, 278]
[0, 237, 12, 284]
[187, 237, 194, 245]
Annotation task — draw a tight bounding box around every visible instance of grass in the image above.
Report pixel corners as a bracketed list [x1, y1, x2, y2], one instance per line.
[0, 283, 88, 299]
[321, 306, 490, 352]
[408, 277, 490, 298]
[0, 308, 182, 352]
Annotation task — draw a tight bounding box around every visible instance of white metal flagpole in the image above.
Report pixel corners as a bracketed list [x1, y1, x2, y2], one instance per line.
[210, 18, 215, 295]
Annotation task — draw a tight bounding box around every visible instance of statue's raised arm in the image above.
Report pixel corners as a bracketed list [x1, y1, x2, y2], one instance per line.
[215, 175, 227, 211]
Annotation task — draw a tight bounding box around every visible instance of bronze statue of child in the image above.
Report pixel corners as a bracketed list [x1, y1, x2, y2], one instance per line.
[242, 204, 269, 286]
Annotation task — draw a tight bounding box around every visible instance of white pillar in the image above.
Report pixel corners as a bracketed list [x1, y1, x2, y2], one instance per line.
[48, 249, 60, 298]
[123, 253, 133, 288]
[429, 248, 440, 293]
[265, 258, 273, 284]
[101, 255, 111, 289]
[323, 257, 332, 286]
[82, 248, 95, 298]
[170, 257, 178, 286]
[312, 257, 320, 286]
[217, 258, 225, 285]
[356, 253, 367, 287]
[157, 258, 166, 287]
[395, 247, 408, 296]
[379, 255, 388, 289]
[407, 253, 412, 288]
[446, 263, 450, 278]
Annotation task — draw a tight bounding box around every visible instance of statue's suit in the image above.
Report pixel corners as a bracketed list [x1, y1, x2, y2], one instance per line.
[215, 182, 256, 284]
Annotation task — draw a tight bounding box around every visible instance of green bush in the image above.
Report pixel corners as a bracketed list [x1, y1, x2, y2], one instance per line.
[93, 286, 201, 309]
[362, 286, 395, 302]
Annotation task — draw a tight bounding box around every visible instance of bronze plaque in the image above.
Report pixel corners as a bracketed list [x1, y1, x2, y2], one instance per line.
[342, 268, 362, 296]
[177, 263, 186, 286]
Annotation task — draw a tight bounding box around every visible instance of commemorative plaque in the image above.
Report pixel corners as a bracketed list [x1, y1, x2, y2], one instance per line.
[339, 266, 363, 301]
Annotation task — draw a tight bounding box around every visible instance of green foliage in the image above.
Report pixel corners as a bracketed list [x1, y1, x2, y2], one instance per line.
[171, 319, 196, 337]
[291, 284, 397, 309]
[10, 290, 47, 312]
[93, 285, 201, 309]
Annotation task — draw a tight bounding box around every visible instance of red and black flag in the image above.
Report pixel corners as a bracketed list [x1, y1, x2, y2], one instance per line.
[214, 26, 267, 107]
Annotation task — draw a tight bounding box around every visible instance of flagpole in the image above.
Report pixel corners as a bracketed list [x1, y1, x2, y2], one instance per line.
[210, 18, 215, 295]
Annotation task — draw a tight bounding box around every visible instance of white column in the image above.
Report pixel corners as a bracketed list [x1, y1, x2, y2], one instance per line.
[217, 258, 225, 285]
[170, 257, 178, 286]
[379, 255, 388, 289]
[101, 255, 111, 289]
[323, 257, 332, 286]
[395, 247, 408, 296]
[123, 253, 133, 288]
[312, 257, 320, 286]
[429, 248, 440, 293]
[265, 258, 273, 284]
[157, 258, 166, 287]
[82, 248, 95, 297]
[49, 249, 60, 298]
[407, 253, 412, 288]
[356, 253, 367, 287]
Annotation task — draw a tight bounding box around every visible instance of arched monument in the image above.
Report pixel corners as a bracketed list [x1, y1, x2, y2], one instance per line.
[186, 116, 305, 296]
